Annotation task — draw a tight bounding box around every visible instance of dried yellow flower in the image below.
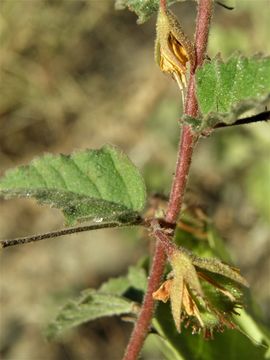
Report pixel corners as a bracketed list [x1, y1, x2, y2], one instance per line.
[153, 247, 248, 336]
[153, 278, 172, 303]
[155, 7, 195, 102]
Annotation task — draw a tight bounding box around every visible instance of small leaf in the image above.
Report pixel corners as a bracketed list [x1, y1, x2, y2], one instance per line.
[235, 309, 270, 351]
[115, 0, 234, 24]
[195, 54, 270, 130]
[99, 276, 131, 296]
[47, 290, 137, 340]
[115, 0, 184, 24]
[191, 254, 249, 287]
[0, 145, 146, 225]
[127, 266, 148, 292]
[47, 265, 147, 339]
[99, 266, 147, 295]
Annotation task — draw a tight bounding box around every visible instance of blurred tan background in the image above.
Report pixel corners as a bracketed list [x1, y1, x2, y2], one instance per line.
[0, 1, 269, 359]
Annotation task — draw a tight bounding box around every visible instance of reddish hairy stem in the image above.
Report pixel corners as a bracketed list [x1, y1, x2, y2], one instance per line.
[194, 0, 213, 68]
[123, 241, 166, 360]
[166, 125, 198, 223]
[123, 1, 213, 359]
[166, 0, 213, 222]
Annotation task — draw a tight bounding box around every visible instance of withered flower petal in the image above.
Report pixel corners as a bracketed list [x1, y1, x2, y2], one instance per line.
[153, 247, 248, 337]
[182, 283, 204, 328]
[155, 7, 195, 93]
[153, 279, 172, 303]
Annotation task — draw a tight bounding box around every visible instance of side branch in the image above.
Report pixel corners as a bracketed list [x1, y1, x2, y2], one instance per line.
[0, 218, 144, 248]
[214, 110, 270, 129]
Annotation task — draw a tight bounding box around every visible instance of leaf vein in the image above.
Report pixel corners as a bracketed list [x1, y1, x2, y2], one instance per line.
[229, 57, 240, 108]
[32, 165, 47, 187]
[107, 152, 133, 208]
[47, 163, 69, 190]
[71, 157, 102, 198]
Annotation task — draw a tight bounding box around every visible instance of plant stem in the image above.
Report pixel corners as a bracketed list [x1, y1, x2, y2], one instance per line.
[160, 0, 167, 11]
[214, 110, 270, 129]
[165, 126, 198, 223]
[123, 1, 213, 359]
[167, 0, 213, 222]
[0, 218, 144, 248]
[123, 241, 167, 360]
[194, 0, 213, 69]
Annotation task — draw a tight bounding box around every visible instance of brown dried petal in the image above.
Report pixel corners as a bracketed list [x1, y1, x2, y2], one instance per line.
[182, 283, 204, 328]
[155, 8, 194, 85]
[153, 279, 172, 303]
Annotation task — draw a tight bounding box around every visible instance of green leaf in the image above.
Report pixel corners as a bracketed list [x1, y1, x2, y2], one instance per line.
[98, 266, 147, 295]
[46, 289, 137, 340]
[195, 54, 270, 130]
[154, 302, 268, 360]
[235, 309, 270, 353]
[99, 275, 131, 296]
[0, 145, 146, 225]
[115, 0, 182, 24]
[127, 265, 148, 292]
[191, 254, 249, 287]
[115, 0, 235, 24]
[47, 265, 147, 339]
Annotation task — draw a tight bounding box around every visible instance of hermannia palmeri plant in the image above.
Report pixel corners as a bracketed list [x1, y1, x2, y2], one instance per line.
[1, 1, 270, 359]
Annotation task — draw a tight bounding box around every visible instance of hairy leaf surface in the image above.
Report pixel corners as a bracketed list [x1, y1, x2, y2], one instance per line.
[194, 54, 270, 130]
[47, 266, 147, 339]
[0, 145, 146, 225]
[47, 290, 137, 339]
